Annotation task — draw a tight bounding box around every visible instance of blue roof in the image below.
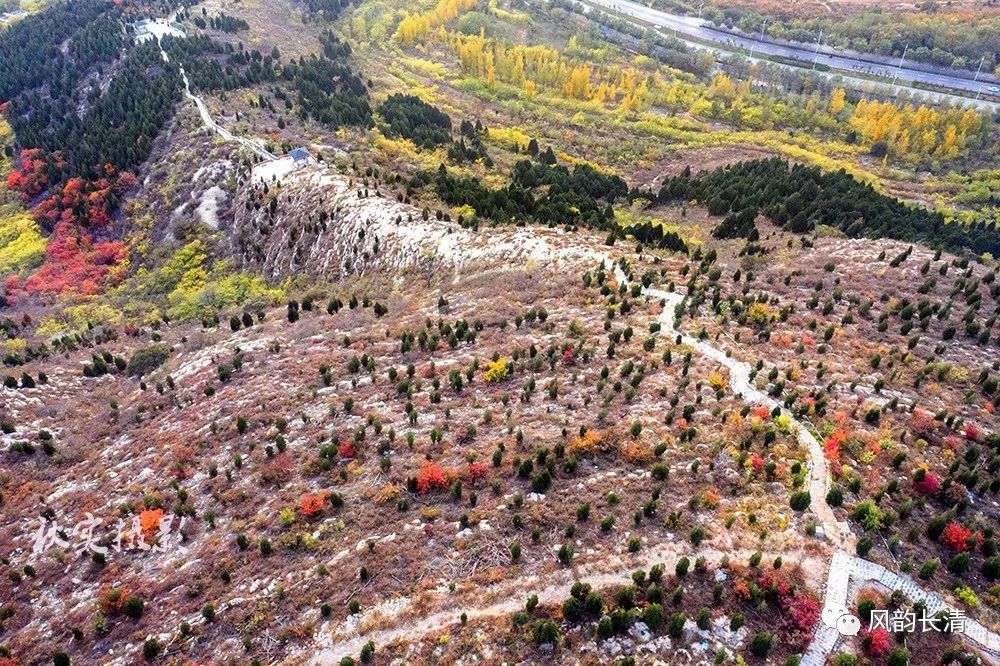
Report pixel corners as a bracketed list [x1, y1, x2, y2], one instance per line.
[290, 148, 310, 160]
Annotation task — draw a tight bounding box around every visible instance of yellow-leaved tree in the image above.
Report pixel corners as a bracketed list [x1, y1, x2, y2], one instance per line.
[829, 88, 846, 115]
[394, 0, 478, 45]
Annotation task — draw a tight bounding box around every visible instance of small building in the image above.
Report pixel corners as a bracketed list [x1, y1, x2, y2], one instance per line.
[131, 18, 185, 43]
[0, 9, 28, 24]
[133, 19, 153, 39]
[290, 147, 312, 166]
[251, 149, 314, 185]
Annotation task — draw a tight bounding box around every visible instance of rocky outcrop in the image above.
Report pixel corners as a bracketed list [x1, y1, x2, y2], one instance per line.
[230, 165, 607, 281]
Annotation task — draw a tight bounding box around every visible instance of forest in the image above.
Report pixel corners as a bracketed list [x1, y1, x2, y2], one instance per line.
[376, 92, 492, 164]
[281, 31, 371, 128]
[0, 0, 119, 102]
[420, 155, 627, 231]
[379, 93, 453, 149]
[652, 158, 1000, 256]
[1, 0, 185, 298]
[0, 0, 184, 179]
[161, 35, 280, 92]
[10, 45, 182, 179]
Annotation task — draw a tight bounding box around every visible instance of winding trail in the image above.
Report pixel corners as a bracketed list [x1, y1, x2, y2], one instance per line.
[617, 263, 1000, 662]
[305, 545, 824, 664]
[635, 275, 853, 553]
[144, 17, 277, 162]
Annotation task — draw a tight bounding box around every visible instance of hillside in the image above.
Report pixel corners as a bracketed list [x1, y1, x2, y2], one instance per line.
[1, 0, 1000, 664]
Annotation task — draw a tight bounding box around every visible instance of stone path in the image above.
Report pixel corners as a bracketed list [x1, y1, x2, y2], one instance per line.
[147, 15, 277, 163]
[635, 278, 853, 552]
[301, 546, 816, 665]
[176, 65, 277, 162]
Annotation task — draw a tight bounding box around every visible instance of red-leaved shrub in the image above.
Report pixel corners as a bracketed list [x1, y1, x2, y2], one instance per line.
[561, 348, 576, 366]
[416, 461, 458, 493]
[913, 470, 941, 496]
[466, 462, 488, 483]
[940, 522, 975, 553]
[787, 595, 821, 634]
[24, 231, 128, 296]
[863, 627, 892, 656]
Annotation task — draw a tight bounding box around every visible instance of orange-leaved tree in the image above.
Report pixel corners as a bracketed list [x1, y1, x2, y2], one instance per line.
[299, 493, 327, 517]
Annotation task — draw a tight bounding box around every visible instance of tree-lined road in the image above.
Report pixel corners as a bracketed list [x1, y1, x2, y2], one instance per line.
[584, 0, 1000, 108]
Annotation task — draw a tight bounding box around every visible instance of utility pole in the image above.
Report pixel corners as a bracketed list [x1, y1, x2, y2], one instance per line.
[973, 54, 985, 82]
[697, 2, 705, 19]
[749, 19, 767, 60]
[891, 43, 908, 87]
[812, 28, 823, 69]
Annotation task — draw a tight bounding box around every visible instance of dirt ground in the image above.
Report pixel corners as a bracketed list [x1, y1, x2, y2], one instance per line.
[630, 145, 777, 188]
[197, 0, 323, 59]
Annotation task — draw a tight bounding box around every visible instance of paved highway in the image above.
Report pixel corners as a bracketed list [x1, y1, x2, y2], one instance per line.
[585, 0, 1000, 108]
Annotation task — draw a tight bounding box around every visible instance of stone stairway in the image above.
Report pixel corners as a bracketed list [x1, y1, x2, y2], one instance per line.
[803, 554, 1000, 662]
